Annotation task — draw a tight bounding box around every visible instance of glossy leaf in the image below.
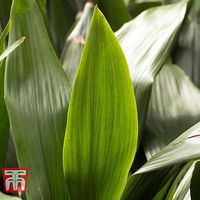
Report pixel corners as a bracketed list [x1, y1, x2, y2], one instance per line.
[93, 0, 131, 31]
[136, 122, 200, 174]
[143, 63, 200, 159]
[116, 1, 187, 139]
[61, 2, 94, 85]
[171, 0, 200, 88]
[121, 166, 180, 200]
[190, 161, 200, 200]
[63, 7, 138, 200]
[5, 0, 70, 199]
[165, 162, 195, 200]
[0, 20, 23, 172]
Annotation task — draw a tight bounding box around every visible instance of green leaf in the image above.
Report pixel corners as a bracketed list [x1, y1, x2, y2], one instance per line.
[5, 0, 70, 199]
[143, 62, 200, 159]
[61, 2, 94, 85]
[63, 7, 138, 200]
[165, 162, 195, 200]
[171, 0, 200, 88]
[190, 161, 200, 200]
[121, 166, 180, 200]
[116, 1, 187, 141]
[136, 122, 200, 174]
[94, 0, 131, 31]
[48, 0, 76, 52]
[0, 20, 20, 172]
[0, 37, 25, 62]
[0, 0, 12, 28]
[0, 192, 21, 200]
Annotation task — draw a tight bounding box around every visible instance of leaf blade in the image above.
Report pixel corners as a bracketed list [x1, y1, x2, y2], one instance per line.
[63, 7, 138, 200]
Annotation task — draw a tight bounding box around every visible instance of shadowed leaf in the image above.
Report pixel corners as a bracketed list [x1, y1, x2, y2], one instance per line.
[5, 0, 70, 199]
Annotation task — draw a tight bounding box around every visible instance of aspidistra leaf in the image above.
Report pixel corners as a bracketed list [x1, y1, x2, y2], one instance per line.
[63, 7, 138, 200]
[5, 0, 70, 199]
[61, 2, 94, 84]
[116, 1, 187, 140]
[144, 63, 200, 159]
[136, 122, 200, 174]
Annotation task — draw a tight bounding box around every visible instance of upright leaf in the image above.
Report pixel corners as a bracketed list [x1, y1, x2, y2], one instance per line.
[143, 63, 200, 159]
[63, 7, 138, 200]
[5, 0, 70, 199]
[116, 1, 187, 140]
[61, 2, 94, 84]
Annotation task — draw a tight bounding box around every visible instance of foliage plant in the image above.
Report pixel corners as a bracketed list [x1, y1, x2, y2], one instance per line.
[0, 0, 200, 199]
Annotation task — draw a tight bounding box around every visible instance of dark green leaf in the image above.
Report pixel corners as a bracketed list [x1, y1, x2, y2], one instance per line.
[190, 161, 200, 200]
[5, 0, 70, 199]
[63, 7, 138, 200]
[171, 0, 200, 88]
[121, 166, 180, 200]
[116, 1, 187, 141]
[48, 0, 76, 53]
[143, 63, 200, 159]
[61, 2, 94, 85]
[165, 162, 195, 200]
[136, 122, 200, 174]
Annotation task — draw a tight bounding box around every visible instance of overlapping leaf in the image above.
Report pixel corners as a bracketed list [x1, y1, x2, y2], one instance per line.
[5, 0, 70, 199]
[116, 1, 187, 139]
[143, 63, 200, 159]
[61, 2, 94, 85]
[0, 21, 24, 171]
[136, 122, 200, 174]
[121, 166, 180, 200]
[190, 160, 200, 200]
[171, 0, 200, 88]
[63, 7, 138, 200]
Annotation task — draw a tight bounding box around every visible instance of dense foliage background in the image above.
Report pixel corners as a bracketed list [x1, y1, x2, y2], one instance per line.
[0, 0, 200, 199]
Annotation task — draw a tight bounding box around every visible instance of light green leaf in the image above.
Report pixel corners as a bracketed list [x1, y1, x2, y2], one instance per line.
[190, 161, 200, 200]
[143, 63, 200, 159]
[136, 122, 200, 174]
[116, 1, 187, 140]
[0, 37, 25, 62]
[63, 7, 138, 200]
[0, 192, 21, 200]
[61, 2, 94, 85]
[93, 0, 131, 31]
[5, 0, 70, 199]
